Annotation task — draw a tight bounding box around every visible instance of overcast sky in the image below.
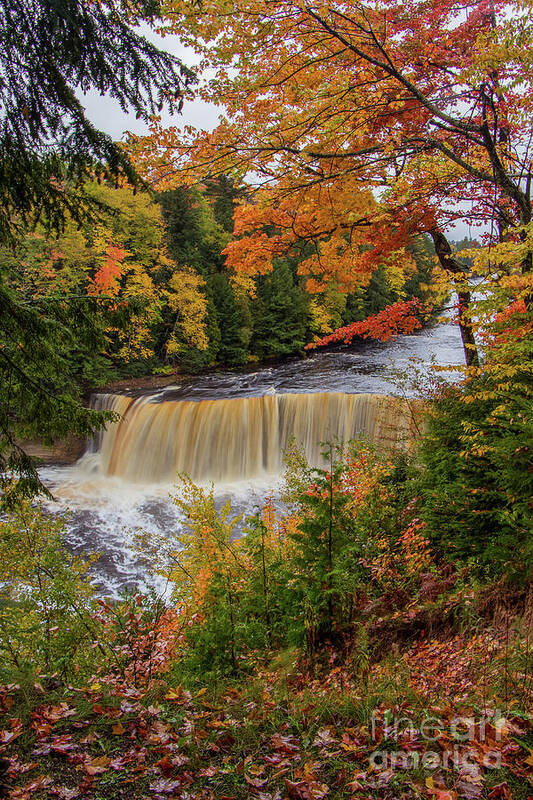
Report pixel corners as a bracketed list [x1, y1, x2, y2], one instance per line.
[82, 89, 218, 140]
[81, 26, 473, 240]
[80, 29, 219, 140]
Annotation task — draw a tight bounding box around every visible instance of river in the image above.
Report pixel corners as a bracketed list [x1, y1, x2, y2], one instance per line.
[40, 318, 464, 597]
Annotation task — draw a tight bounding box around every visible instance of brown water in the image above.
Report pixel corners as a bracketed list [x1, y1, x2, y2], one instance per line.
[40, 319, 463, 595]
[93, 391, 419, 484]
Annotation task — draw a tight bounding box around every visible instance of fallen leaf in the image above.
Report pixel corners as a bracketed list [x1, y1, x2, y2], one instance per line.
[244, 772, 268, 788]
[488, 784, 513, 800]
[0, 718, 22, 745]
[112, 721, 125, 735]
[164, 686, 184, 702]
[149, 777, 182, 794]
[284, 777, 329, 799]
[84, 755, 111, 776]
[9, 775, 52, 798]
[50, 788, 81, 799]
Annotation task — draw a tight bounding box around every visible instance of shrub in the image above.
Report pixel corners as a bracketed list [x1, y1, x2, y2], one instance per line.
[159, 443, 413, 677]
[0, 504, 100, 681]
[414, 305, 533, 579]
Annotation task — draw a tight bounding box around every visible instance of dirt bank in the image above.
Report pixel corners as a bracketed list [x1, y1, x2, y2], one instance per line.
[22, 435, 85, 465]
[96, 371, 184, 394]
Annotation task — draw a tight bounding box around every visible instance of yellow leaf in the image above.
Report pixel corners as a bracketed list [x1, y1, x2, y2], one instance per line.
[165, 686, 184, 701]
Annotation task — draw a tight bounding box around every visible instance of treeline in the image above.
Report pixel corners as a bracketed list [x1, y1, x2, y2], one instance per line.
[3, 178, 440, 385]
[158, 178, 438, 372]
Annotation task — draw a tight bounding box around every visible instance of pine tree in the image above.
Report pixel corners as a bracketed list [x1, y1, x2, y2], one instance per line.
[362, 265, 396, 316]
[0, 1, 192, 245]
[252, 262, 307, 359]
[158, 188, 228, 279]
[209, 273, 249, 366]
[203, 176, 249, 233]
[0, 0, 193, 501]
[404, 235, 437, 304]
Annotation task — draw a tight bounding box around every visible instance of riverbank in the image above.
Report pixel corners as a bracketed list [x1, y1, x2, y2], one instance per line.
[22, 435, 85, 466]
[92, 313, 450, 397]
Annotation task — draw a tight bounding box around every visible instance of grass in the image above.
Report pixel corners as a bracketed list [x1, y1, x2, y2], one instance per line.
[1, 619, 532, 799]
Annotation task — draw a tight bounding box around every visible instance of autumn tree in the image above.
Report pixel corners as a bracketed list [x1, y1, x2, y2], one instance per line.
[165, 266, 218, 371]
[2, 184, 177, 383]
[130, 0, 533, 365]
[80, 185, 166, 367]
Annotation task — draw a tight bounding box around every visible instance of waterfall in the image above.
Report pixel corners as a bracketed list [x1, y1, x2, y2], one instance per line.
[88, 391, 420, 484]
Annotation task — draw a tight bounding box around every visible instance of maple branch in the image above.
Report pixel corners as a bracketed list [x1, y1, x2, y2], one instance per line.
[413, 136, 497, 186]
[428, 119, 485, 148]
[261, 41, 347, 88]
[478, 90, 531, 222]
[305, 4, 482, 135]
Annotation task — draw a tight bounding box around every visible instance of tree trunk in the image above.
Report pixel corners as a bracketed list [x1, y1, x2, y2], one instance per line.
[520, 204, 533, 311]
[430, 229, 480, 367]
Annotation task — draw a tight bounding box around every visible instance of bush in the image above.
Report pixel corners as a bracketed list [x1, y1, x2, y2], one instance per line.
[155, 443, 413, 677]
[0, 504, 100, 681]
[414, 305, 533, 580]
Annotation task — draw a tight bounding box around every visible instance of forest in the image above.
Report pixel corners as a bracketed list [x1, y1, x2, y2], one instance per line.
[0, 1, 532, 799]
[4, 177, 440, 380]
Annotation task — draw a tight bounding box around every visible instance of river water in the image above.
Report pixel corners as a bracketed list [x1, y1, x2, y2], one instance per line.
[40, 318, 464, 596]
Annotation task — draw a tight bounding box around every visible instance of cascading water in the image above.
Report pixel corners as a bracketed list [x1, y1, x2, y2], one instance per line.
[39, 321, 464, 594]
[88, 391, 420, 484]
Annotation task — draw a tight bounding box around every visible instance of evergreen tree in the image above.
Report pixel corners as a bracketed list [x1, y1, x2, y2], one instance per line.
[157, 187, 231, 371]
[209, 274, 249, 366]
[362, 265, 396, 316]
[404, 235, 437, 303]
[0, 0, 192, 500]
[342, 290, 366, 325]
[203, 176, 249, 233]
[158, 188, 228, 279]
[0, 1, 192, 244]
[252, 262, 307, 359]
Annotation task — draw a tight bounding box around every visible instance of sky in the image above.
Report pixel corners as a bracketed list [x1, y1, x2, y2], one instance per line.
[81, 30, 218, 141]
